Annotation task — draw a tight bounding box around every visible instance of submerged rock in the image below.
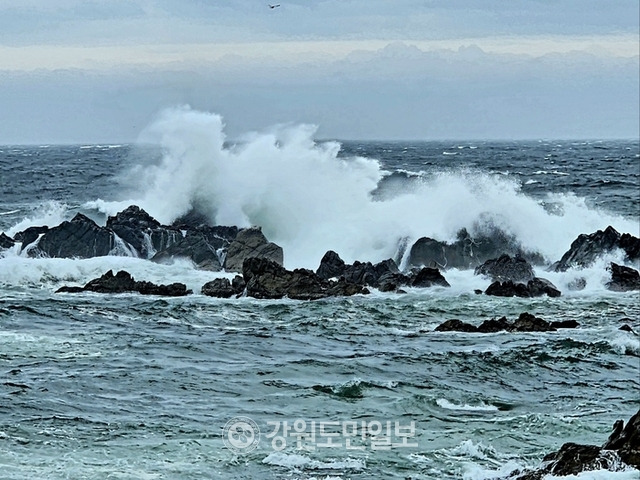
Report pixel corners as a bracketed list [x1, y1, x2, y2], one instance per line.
[606, 263, 640, 292]
[56, 270, 191, 296]
[435, 319, 478, 332]
[433, 312, 576, 334]
[553, 226, 640, 271]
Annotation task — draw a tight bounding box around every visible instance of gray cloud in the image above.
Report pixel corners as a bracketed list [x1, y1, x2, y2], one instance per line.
[1, 42, 637, 143]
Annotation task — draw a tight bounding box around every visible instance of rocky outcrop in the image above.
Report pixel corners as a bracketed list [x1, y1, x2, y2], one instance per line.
[407, 227, 543, 270]
[242, 257, 368, 300]
[434, 312, 574, 333]
[201, 276, 244, 298]
[505, 409, 640, 479]
[316, 251, 449, 291]
[475, 254, 535, 283]
[56, 270, 191, 296]
[14, 225, 49, 251]
[30, 213, 115, 258]
[0, 233, 15, 249]
[223, 227, 284, 273]
[606, 263, 640, 292]
[316, 250, 346, 280]
[151, 226, 238, 270]
[485, 278, 561, 298]
[553, 226, 640, 271]
[10, 206, 285, 273]
[410, 267, 450, 287]
[106, 205, 182, 258]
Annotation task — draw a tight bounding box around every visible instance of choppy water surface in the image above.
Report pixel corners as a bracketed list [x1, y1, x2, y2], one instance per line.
[0, 123, 639, 479]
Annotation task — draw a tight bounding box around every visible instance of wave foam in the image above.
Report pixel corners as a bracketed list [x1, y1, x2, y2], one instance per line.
[436, 398, 499, 412]
[7, 107, 638, 270]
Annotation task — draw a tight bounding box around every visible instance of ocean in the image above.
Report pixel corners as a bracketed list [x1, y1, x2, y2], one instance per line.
[1, 109, 639, 479]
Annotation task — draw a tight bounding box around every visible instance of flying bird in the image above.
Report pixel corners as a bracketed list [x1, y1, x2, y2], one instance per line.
[268, 4, 280, 8]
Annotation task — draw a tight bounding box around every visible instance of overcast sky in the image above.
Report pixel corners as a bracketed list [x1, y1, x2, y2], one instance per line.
[0, 0, 638, 143]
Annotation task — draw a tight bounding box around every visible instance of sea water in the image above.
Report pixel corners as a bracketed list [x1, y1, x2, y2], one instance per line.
[0, 108, 638, 479]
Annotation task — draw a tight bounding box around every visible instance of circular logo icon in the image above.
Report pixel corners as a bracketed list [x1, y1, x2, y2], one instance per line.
[222, 416, 260, 453]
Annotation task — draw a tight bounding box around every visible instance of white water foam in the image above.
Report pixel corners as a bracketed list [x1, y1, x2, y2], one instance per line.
[262, 452, 365, 471]
[7, 201, 69, 237]
[15, 107, 640, 270]
[0, 255, 233, 294]
[436, 399, 499, 412]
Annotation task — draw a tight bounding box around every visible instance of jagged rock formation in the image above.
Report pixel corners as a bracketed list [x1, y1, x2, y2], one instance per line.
[553, 226, 640, 271]
[56, 270, 191, 296]
[504, 409, 640, 479]
[434, 312, 577, 333]
[606, 263, 640, 292]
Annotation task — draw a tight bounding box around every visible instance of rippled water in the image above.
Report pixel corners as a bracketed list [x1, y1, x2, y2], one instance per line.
[1, 138, 639, 479]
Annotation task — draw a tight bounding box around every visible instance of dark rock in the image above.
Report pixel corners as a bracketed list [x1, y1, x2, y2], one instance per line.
[541, 443, 604, 476]
[55, 286, 85, 293]
[474, 289, 483, 294]
[57, 270, 191, 296]
[106, 205, 183, 258]
[242, 257, 367, 300]
[410, 267, 450, 288]
[485, 278, 561, 298]
[504, 409, 640, 479]
[342, 260, 379, 286]
[527, 277, 562, 297]
[485, 280, 532, 297]
[152, 232, 221, 270]
[434, 319, 478, 332]
[510, 312, 554, 332]
[134, 280, 191, 296]
[475, 254, 535, 283]
[317, 251, 405, 289]
[606, 263, 640, 292]
[152, 225, 239, 270]
[201, 278, 237, 298]
[554, 226, 640, 271]
[620, 233, 640, 262]
[33, 213, 115, 258]
[550, 319, 579, 329]
[231, 275, 246, 293]
[0, 232, 15, 249]
[84, 270, 136, 293]
[224, 227, 284, 273]
[316, 250, 346, 280]
[477, 316, 511, 333]
[407, 227, 543, 270]
[171, 209, 213, 229]
[619, 324, 635, 333]
[602, 410, 640, 468]
[377, 272, 411, 292]
[14, 226, 49, 251]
